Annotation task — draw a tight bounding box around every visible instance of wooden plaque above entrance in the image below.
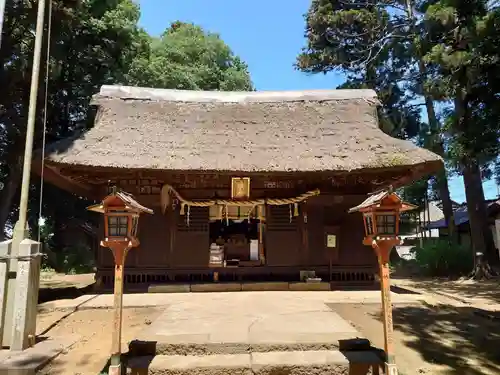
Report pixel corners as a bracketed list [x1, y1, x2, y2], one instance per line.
[231, 177, 250, 200]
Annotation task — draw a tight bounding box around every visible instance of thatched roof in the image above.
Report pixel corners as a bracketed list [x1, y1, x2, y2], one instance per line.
[45, 85, 442, 173]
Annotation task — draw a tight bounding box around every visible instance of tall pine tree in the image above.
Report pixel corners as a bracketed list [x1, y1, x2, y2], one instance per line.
[297, 0, 457, 238]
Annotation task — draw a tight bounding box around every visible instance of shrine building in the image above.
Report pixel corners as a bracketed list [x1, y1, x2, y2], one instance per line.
[38, 85, 442, 289]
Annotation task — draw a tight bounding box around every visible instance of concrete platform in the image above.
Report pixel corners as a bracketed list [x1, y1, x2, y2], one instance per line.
[127, 350, 382, 375]
[131, 291, 364, 355]
[37, 289, 427, 314]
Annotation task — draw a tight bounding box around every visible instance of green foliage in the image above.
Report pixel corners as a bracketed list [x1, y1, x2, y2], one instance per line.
[0, 0, 148, 237]
[401, 178, 428, 207]
[410, 240, 473, 276]
[126, 21, 253, 91]
[297, 0, 424, 140]
[0, 2, 254, 273]
[423, 0, 500, 167]
[422, 0, 500, 262]
[59, 243, 95, 274]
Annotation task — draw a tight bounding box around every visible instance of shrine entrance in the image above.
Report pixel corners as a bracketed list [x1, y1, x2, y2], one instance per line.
[209, 217, 263, 267]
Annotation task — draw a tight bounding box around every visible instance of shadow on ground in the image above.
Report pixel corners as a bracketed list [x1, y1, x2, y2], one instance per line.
[380, 303, 500, 375]
[393, 277, 500, 304]
[38, 284, 95, 304]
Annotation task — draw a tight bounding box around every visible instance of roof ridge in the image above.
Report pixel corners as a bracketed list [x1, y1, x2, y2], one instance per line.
[94, 85, 380, 105]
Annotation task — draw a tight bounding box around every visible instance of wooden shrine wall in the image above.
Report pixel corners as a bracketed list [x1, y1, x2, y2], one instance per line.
[135, 210, 171, 267]
[265, 205, 301, 266]
[96, 193, 377, 270]
[305, 195, 377, 267]
[97, 210, 172, 268]
[171, 207, 210, 267]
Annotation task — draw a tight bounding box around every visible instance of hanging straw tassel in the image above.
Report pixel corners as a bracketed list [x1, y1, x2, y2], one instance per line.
[160, 185, 171, 214]
[294, 202, 299, 217]
[180, 203, 186, 215]
[248, 205, 254, 221]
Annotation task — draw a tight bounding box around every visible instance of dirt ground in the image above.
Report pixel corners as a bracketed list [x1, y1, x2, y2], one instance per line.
[394, 277, 500, 305]
[37, 307, 162, 375]
[332, 302, 500, 375]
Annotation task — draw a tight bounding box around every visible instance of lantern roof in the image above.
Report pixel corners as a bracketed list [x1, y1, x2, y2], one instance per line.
[348, 190, 417, 213]
[87, 190, 153, 214]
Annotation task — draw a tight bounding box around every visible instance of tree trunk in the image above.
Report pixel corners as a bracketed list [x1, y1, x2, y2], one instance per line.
[463, 160, 498, 278]
[406, 0, 456, 240]
[422, 84, 456, 240]
[0, 153, 23, 239]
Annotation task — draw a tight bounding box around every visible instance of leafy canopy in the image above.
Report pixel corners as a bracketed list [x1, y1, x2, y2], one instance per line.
[127, 21, 253, 91]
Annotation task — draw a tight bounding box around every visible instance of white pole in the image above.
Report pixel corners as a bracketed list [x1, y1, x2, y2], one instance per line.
[16, 0, 47, 235]
[4, 0, 46, 347]
[0, 0, 5, 49]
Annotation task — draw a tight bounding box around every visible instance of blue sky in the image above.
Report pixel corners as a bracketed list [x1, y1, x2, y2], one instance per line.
[137, 0, 499, 203]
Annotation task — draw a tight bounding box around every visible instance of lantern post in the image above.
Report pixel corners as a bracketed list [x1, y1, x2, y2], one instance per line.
[87, 188, 153, 375]
[349, 190, 416, 375]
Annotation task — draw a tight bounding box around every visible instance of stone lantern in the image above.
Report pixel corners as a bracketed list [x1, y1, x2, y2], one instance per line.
[349, 190, 416, 375]
[87, 188, 153, 375]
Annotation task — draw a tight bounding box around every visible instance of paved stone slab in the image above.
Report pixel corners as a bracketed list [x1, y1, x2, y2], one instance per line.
[135, 292, 362, 353]
[0, 335, 79, 375]
[148, 284, 190, 293]
[191, 283, 242, 293]
[289, 282, 331, 291]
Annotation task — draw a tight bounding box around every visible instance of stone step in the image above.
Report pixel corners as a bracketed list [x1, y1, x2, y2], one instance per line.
[147, 281, 334, 293]
[128, 338, 371, 356]
[126, 350, 383, 375]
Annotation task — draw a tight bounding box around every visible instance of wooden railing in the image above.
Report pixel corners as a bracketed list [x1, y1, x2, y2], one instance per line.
[96, 265, 376, 289]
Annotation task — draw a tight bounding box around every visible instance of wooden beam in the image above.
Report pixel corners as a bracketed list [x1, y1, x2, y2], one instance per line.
[43, 166, 98, 199]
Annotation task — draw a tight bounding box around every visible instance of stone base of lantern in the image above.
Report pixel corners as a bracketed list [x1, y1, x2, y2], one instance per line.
[385, 362, 398, 375]
[108, 363, 122, 375]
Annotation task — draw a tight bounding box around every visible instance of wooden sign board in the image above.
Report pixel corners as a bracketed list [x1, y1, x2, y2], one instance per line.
[326, 234, 337, 248]
[231, 177, 250, 200]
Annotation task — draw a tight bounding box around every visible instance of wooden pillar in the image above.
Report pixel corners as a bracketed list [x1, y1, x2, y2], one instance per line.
[373, 240, 398, 375]
[108, 243, 130, 375]
[301, 202, 309, 266]
[10, 239, 41, 351]
[258, 205, 265, 264]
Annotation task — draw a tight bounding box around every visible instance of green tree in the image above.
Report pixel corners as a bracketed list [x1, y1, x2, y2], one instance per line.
[423, 0, 500, 273]
[296, 0, 457, 238]
[126, 21, 253, 91]
[1, 2, 254, 273]
[0, 0, 149, 238]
